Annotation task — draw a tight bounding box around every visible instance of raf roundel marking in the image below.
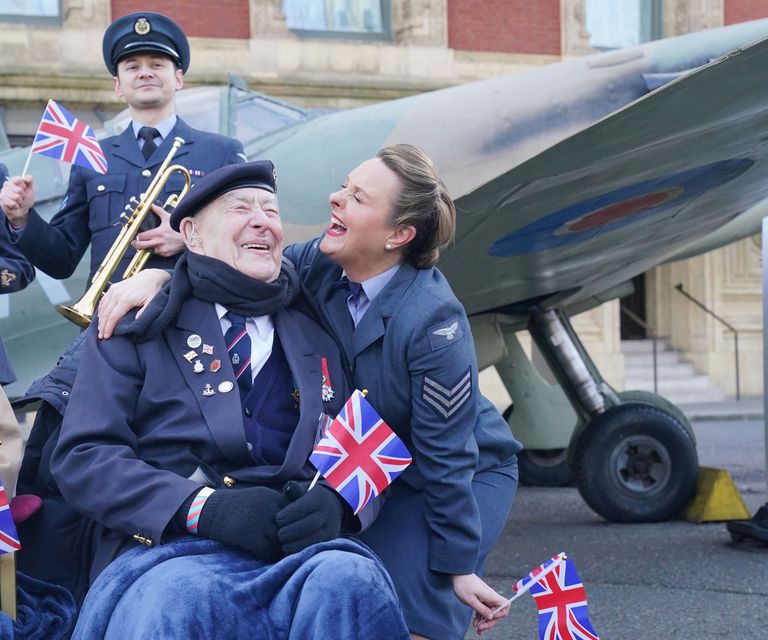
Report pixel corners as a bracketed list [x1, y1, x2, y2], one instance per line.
[489, 158, 753, 257]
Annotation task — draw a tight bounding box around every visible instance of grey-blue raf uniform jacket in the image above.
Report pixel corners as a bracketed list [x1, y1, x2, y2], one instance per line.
[285, 238, 523, 576]
[0, 163, 36, 384]
[8, 118, 244, 284]
[50, 294, 356, 581]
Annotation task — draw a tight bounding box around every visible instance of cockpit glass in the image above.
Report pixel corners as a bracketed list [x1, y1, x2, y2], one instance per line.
[235, 92, 308, 143]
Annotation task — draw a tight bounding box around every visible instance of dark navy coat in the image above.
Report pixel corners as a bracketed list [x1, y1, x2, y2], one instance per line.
[0, 163, 36, 384]
[285, 238, 522, 575]
[50, 294, 353, 580]
[10, 118, 244, 284]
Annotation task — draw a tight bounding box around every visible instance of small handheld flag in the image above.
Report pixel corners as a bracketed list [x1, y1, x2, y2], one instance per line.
[27, 100, 108, 175]
[490, 553, 600, 640]
[528, 554, 600, 640]
[309, 389, 412, 514]
[0, 480, 20, 555]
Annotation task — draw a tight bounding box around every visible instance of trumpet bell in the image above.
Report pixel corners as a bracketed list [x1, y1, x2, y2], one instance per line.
[56, 302, 93, 328]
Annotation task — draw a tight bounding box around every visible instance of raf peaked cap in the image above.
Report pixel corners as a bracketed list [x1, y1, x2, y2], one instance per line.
[170, 161, 278, 231]
[103, 12, 190, 75]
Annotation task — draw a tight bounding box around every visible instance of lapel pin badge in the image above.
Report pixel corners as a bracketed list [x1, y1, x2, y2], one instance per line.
[183, 350, 198, 362]
[202, 344, 214, 355]
[202, 384, 215, 397]
[187, 334, 202, 349]
[210, 359, 221, 373]
[193, 360, 204, 374]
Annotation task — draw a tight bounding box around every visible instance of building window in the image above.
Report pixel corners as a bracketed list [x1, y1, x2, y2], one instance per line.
[0, 0, 61, 22]
[585, 0, 662, 50]
[282, 0, 390, 40]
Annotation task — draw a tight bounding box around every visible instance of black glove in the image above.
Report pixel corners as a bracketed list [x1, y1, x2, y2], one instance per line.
[275, 481, 343, 555]
[190, 487, 285, 562]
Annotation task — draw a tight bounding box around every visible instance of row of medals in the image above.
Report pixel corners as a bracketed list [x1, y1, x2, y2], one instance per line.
[182, 333, 235, 397]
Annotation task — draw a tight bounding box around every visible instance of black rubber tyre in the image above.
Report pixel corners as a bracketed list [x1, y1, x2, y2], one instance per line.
[571, 403, 698, 523]
[502, 405, 573, 487]
[616, 390, 695, 444]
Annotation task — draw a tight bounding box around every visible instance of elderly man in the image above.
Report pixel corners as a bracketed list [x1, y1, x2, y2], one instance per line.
[49, 162, 407, 639]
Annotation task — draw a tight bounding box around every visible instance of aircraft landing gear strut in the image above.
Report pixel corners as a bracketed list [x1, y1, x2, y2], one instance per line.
[527, 309, 699, 522]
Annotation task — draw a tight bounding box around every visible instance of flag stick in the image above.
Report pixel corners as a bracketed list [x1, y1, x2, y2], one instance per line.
[20, 147, 33, 178]
[307, 470, 321, 492]
[488, 553, 567, 617]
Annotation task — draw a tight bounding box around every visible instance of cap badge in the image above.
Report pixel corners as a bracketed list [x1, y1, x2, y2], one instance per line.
[134, 17, 151, 35]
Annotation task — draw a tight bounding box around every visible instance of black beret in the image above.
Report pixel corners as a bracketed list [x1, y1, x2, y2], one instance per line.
[103, 12, 190, 75]
[170, 161, 278, 231]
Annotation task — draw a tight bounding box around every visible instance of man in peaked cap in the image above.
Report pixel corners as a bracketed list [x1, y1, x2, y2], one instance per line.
[48, 162, 406, 638]
[1, 11, 246, 288]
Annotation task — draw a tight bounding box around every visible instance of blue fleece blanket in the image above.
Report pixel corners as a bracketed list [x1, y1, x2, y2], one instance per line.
[72, 537, 409, 640]
[0, 571, 77, 640]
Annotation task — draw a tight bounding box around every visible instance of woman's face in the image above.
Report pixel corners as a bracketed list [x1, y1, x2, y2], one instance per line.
[319, 157, 402, 279]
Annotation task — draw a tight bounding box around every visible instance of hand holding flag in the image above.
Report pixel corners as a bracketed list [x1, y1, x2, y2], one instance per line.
[308, 389, 412, 514]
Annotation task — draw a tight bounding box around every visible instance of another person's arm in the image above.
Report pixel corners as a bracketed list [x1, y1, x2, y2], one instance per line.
[0, 223, 35, 293]
[97, 268, 170, 338]
[1, 167, 94, 279]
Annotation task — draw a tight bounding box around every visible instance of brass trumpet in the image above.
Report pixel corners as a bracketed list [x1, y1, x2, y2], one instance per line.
[57, 137, 191, 327]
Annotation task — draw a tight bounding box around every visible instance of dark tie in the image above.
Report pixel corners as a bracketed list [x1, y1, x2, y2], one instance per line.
[137, 126, 160, 160]
[332, 276, 363, 304]
[332, 277, 364, 326]
[225, 312, 252, 397]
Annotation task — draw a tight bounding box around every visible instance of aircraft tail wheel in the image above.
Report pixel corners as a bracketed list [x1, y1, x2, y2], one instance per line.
[571, 403, 698, 523]
[518, 449, 573, 486]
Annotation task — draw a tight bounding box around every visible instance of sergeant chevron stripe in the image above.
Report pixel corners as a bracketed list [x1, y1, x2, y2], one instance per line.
[422, 367, 472, 420]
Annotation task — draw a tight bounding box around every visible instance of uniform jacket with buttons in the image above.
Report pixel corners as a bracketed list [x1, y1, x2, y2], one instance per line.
[50, 292, 354, 579]
[9, 118, 244, 284]
[284, 238, 522, 575]
[0, 163, 36, 384]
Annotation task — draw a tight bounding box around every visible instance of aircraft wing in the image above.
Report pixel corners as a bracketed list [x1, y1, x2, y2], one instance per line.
[438, 33, 768, 316]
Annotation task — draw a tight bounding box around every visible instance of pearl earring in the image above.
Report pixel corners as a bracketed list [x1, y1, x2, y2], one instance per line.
[385, 243, 392, 250]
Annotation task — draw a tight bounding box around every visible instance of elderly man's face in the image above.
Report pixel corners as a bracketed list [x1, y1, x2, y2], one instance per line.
[181, 187, 283, 282]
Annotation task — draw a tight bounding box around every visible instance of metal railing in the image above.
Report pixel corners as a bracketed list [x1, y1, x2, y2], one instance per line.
[619, 304, 658, 393]
[674, 283, 741, 400]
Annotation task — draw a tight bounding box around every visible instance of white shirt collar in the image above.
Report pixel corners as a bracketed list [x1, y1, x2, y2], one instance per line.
[215, 303, 272, 338]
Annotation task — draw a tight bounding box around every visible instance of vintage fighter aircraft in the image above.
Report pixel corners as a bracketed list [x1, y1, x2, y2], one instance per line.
[2, 18, 768, 523]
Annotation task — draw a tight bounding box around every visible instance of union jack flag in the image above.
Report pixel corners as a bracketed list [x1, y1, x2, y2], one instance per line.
[524, 555, 600, 640]
[31, 100, 108, 174]
[515, 553, 567, 593]
[0, 480, 20, 555]
[309, 389, 412, 514]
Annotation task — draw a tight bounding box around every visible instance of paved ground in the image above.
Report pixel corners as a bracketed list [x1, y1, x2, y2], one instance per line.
[465, 417, 767, 640]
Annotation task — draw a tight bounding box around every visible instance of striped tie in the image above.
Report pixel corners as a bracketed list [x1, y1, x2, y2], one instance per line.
[225, 312, 252, 397]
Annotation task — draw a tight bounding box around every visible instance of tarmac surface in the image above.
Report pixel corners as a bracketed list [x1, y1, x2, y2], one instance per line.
[464, 403, 767, 640]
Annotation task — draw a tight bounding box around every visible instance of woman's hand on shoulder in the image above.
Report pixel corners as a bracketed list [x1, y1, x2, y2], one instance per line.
[97, 268, 170, 339]
[451, 573, 510, 636]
